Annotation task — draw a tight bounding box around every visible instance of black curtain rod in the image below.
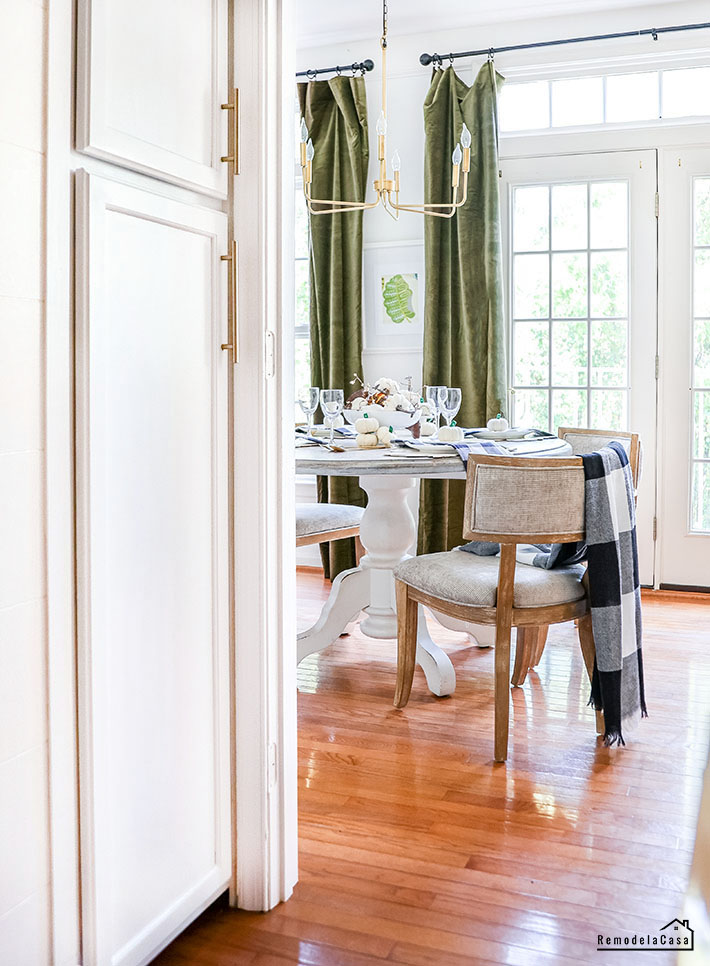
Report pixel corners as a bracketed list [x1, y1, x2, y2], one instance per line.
[420, 21, 710, 66]
[296, 59, 375, 79]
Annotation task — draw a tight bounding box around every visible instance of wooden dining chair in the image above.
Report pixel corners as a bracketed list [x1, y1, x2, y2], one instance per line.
[296, 503, 364, 558]
[516, 427, 642, 685]
[392, 454, 602, 762]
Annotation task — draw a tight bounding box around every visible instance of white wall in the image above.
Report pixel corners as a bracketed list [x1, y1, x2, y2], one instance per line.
[297, 0, 710, 387]
[0, 0, 51, 963]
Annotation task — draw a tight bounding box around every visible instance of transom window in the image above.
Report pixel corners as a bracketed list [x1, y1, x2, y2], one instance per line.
[692, 177, 710, 531]
[500, 65, 710, 133]
[510, 180, 630, 433]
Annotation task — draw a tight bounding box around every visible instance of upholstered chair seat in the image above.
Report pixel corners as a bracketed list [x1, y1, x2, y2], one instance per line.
[295, 503, 364, 540]
[394, 552, 586, 610]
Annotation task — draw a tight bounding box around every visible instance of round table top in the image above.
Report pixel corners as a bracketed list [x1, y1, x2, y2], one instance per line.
[295, 434, 573, 478]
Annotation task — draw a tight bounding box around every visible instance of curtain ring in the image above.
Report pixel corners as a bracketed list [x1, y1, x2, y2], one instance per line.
[351, 62, 358, 76]
[488, 48, 495, 62]
[306, 68, 317, 81]
[448, 53, 454, 67]
[335, 64, 342, 76]
[651, 28, 658, 41]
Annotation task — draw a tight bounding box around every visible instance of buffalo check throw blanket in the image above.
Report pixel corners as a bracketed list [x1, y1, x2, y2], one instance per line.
[580, 441, 647, 745]
[462, 441, 647, 746]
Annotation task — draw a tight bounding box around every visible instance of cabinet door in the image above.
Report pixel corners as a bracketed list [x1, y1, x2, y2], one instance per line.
[76, 171, 231, 966]
[76, 0, 228, 196]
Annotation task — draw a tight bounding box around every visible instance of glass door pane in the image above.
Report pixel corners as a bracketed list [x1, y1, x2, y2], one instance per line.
[509, 179, 630, 433]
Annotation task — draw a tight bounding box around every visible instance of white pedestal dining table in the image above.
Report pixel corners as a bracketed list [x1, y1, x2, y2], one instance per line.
[296, 434, 573, 697]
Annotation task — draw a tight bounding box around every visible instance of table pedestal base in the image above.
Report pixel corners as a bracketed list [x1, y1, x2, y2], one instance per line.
[297, 474, 456, 697]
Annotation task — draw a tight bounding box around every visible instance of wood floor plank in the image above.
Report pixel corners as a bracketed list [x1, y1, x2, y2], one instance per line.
[155, 573, 710, 966]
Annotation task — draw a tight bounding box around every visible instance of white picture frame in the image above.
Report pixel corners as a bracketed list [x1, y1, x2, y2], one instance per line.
[363, 240, 425, 349]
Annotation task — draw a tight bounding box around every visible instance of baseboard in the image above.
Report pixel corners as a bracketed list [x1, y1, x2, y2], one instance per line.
[644, 585, 710, 600]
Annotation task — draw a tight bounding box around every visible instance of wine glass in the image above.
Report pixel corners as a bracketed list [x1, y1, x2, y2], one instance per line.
[425, 385, 446, 433]
[320, 388, 344, 445]
[438, 387, 462, 427]
[298, 386, 319, 434]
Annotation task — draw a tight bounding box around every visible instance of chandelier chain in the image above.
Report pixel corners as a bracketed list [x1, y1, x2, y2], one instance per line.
[382, 0, 388, 48]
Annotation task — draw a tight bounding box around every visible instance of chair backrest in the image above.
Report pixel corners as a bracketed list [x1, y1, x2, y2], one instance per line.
[462, 454, 585, 544]
[557, 426, 641, 488]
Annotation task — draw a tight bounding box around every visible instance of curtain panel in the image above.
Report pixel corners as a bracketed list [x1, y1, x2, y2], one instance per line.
[298, 76, 369, 578]
[418, 63, 508, 554]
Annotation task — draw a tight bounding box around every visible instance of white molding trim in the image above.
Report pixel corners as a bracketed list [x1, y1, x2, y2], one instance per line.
[46, 0, 81, 962]
[232, 0, 299, 911]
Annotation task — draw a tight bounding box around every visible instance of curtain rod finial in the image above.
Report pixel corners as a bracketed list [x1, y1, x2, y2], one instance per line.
[420, 53, 433, 66]
[362, 59, 375, 72]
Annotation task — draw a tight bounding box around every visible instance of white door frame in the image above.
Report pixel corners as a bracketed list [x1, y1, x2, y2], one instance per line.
[46, 1, 297, 961]
[232, 0, 298, 911]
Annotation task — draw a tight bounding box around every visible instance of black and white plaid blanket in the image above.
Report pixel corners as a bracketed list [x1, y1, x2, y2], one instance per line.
[461, 441, 646, 745]
[579, 441, 647, 745]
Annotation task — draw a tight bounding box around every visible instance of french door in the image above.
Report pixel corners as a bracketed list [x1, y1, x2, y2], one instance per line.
[659, 147, 710, 589]
[501, 151, 658, 584]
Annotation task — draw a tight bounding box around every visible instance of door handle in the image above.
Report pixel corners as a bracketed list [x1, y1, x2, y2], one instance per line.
[221, 239, 239, 363]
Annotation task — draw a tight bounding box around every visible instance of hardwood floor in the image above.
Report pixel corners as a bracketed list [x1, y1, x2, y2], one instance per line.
[155, 572, 710, 966]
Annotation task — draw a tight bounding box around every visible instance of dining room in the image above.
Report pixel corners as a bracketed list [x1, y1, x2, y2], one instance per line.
[145, 0, 710, 964]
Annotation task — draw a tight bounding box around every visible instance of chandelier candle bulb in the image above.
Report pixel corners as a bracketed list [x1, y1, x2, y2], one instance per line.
[452, 143, 462, 188]
[460, 123, 471, 172]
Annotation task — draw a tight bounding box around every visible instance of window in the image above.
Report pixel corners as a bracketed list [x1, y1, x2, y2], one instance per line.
[510, 180, 630, 432]
[500, 65, 710, 133]
[294, 181, 311, 421]
[691, 177, 710, 531]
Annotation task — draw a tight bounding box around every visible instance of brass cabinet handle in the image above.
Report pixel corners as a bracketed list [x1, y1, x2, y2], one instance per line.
[220, 88, 240, 176]
[220, 239, 238, 363]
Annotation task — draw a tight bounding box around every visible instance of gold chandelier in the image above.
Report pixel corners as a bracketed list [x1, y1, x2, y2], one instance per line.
[299, 0, 470, 219]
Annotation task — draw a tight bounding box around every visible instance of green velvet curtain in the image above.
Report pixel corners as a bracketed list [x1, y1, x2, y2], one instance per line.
[418, 63, 508, 555]
[298, 77, 369, 579]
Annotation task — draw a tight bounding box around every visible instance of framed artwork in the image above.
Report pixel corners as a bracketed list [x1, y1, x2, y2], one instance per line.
[363, 241, 425, 349]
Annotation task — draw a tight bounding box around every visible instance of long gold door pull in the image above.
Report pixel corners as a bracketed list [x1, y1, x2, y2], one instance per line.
[221, 240, 239, 363]
[220, 88, 240, 175]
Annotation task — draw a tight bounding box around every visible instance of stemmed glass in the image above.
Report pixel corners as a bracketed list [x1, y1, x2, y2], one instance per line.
[438, 387, 462, 427]
[298, 386, 320, 435]
[425, 385, 447, 433]
[320, 389, 344, 446]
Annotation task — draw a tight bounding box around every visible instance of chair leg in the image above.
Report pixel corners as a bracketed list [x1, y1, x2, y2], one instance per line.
[354, 535, 365, 564]
[393, 580, 418, 709]
[531, 625, 549, 667]
[511, 627, 535, 687]
[578, 613, 604, 735]
[494, 545, 516, 762]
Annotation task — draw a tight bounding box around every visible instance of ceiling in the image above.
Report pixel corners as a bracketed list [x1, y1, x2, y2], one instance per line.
[296, 0, 690, 48]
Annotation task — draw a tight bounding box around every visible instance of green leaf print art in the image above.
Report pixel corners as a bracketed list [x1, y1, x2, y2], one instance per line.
[381, 273, 417, 325]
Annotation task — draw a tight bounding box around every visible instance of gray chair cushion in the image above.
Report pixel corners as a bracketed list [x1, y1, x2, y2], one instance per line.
[393, 550, 586, 609]
[296, 503, 364, 538]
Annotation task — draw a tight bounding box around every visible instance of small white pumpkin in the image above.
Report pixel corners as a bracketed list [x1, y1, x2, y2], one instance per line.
[420, 401, 436, 419]
[439, 425, 465, 442]
[331, 414, 344, 429]
[376, 425, 394, 446]
[355, 415, 379, 434]
[382, 395, 401, 411]
[356, 432, 379, 449]
[486, 412, 509, 432]
[420, 420, 436, 437]
[349, 396, 367, 412]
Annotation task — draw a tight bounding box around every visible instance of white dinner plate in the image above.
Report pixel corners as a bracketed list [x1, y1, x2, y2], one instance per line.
[472, 427, 533, 441]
